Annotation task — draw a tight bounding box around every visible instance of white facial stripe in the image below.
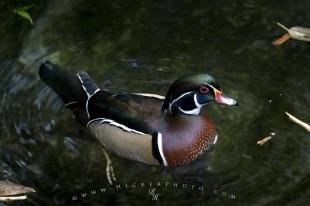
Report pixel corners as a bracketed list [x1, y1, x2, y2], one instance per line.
[194, 93, 202, 108]
[169, 91, 192, 111]
[133, 93, 165, 99]
[178, 107, 201, 115]
[157, 132, 168, 166]
[174, 93, 202, 115]
[205, 83, 215, 90]
[205, 83, 220, 93]
[87, 118, 146, 135]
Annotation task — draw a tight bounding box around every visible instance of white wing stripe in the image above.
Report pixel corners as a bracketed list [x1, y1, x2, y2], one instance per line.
[87, 118, 146, 135]
[133, 93, 165, 99]
[77, 74, 100, 118]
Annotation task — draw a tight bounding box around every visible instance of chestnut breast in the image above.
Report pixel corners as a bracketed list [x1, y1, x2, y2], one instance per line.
[161, 115, 217, 166]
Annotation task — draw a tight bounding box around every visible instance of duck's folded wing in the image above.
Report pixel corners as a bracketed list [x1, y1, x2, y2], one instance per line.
[86, 91, 166, 165]
[87, 90, 164, 135]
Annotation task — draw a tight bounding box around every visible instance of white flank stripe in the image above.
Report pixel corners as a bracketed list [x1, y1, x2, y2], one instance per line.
[157, 132, 168, 166]
[213, 134, 218, 144]
[133, 93, 165, 100]
[87, 118, 146, 135]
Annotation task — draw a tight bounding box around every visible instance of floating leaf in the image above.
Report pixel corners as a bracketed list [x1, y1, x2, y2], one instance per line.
[285, 111, 310, 132]
[0, 180, 35, 196]
[13, 4, 35, 25]
[273, 22, 310, 45]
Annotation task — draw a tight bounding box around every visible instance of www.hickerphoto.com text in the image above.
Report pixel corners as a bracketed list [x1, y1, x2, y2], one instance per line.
[72, 181, 237, 201]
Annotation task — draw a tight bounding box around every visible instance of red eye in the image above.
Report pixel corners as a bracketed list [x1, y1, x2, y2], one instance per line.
[200, 86, 209, 93]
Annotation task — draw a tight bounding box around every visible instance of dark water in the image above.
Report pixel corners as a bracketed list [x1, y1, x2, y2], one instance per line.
[0, 0, 309, 205]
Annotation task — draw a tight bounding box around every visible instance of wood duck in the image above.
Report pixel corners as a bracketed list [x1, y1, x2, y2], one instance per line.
[39, 61, 238, 167]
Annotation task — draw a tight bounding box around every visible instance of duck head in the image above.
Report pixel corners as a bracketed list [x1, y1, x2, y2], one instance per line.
[162, 73, 238, 115]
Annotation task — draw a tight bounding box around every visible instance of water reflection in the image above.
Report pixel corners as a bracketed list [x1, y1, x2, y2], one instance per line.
[0, 0, 309, 205]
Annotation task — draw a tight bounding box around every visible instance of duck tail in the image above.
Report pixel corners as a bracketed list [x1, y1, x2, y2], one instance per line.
[39, 61, 89, 125]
